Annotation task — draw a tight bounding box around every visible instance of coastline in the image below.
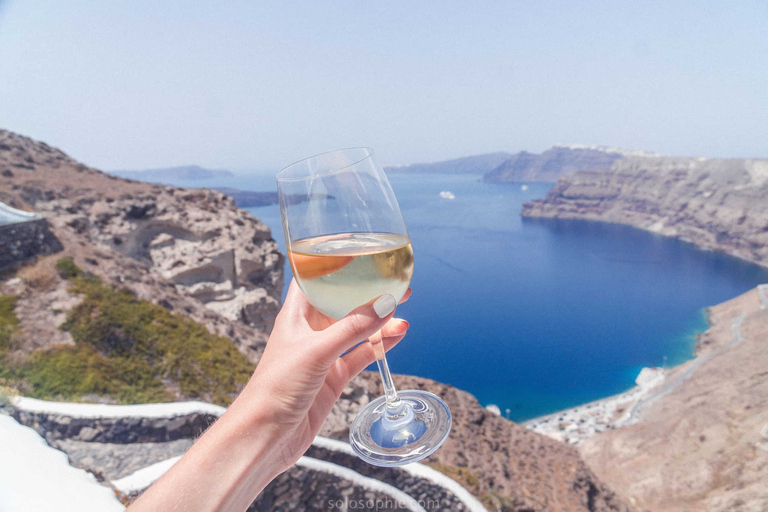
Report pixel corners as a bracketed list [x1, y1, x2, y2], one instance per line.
[576, 283, 768, 511]
[522, 285, 768, 445]
[519, 315, 706, 445]
[521, 366, 666, 445]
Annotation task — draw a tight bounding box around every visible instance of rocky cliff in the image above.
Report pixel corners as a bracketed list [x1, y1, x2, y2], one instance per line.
[0, 130, 631, 512]
[0, 129, 283, 360]
[522, 155, 768, 268]
[483, 146, 627, 183]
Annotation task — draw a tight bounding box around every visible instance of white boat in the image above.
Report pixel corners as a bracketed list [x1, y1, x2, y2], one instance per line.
[521, 185, 529, 191]
[439, 191, 455, 200]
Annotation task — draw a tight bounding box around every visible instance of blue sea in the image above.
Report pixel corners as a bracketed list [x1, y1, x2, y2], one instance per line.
[167, 172, 768, 422]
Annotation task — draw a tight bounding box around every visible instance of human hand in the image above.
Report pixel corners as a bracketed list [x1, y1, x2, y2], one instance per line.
[127, 280, 410, 512]
[239, 279, 411, 472]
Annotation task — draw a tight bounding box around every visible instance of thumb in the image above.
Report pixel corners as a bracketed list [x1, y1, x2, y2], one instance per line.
[316, 294, 397, 364]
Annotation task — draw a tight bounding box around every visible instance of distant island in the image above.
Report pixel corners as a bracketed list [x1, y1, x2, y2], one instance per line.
[383, 145, 661, 183]
[384, 152, 511, 175]
[110, 165, 234, 183]
[483, 145, 636, 183]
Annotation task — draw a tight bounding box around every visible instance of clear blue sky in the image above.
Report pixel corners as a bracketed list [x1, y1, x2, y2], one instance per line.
[1, 1, 765, 171]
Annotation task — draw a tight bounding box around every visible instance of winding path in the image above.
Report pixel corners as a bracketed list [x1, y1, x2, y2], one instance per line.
[8, 397, 489, 512]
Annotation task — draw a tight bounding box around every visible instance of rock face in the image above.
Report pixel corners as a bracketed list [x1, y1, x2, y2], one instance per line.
[483, 146, 625, 183]
[523, 155, 768, 268]
[0, 217, 62, 270]
[0, 129, 283, 358]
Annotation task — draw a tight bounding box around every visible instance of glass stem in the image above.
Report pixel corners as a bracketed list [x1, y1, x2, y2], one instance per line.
[376, 356, 399, 405]
[370, 330, 402, 413]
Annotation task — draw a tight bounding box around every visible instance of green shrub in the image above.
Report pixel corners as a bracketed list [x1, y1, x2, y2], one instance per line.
[0, 295, 19, 356]
[426, 461, 481, 492]
[55, 257, 82, 280]
[0, 268, 254, 405]
[21, 344, 171, 404]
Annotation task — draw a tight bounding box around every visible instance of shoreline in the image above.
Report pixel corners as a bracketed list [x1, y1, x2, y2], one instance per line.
[520, 366, 666, 445]
[520, 287, 766, 445]
[517, 316, 706, 445]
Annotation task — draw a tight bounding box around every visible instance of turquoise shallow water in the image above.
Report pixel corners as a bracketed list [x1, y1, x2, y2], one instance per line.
[164, 172, 768, 421]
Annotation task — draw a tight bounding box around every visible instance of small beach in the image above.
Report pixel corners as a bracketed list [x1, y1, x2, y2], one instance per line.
[521, 367, 665, 444]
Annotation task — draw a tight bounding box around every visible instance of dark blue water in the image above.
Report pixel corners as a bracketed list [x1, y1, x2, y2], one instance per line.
[167, 173, 768, 421]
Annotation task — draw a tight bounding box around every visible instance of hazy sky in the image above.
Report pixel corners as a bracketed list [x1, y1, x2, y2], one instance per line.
[1, 1, 766, 172]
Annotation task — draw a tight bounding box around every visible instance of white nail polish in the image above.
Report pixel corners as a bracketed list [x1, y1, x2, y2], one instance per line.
[373, 294, 396, 318]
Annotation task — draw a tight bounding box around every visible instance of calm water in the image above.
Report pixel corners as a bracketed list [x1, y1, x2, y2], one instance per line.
[169, 172, 768, 421]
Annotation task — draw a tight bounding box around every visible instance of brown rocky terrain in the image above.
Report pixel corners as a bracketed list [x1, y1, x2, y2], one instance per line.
[0, 129, 283, 360]
[0, 129, 631, 512]
[578, 286, 768, 512]
[522, 155, 768, 268]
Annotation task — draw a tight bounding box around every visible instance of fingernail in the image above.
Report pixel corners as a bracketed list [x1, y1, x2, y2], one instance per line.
[373, 294, 396, 318]
[399, 319, 410, 329]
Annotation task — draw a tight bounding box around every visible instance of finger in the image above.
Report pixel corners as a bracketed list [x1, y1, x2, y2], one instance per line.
[399, 288, 412, 304]
[316, 294, 397, 364]
[281, 280, 305, 315]
[272, 280, 310, 330]
[381, 317, 409, 338]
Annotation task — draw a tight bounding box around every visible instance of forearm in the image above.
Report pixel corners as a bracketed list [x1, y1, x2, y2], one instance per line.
[128, 395, 283, 512]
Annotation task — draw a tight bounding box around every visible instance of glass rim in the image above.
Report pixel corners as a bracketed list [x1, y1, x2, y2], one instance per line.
[276, 147, 374, 182]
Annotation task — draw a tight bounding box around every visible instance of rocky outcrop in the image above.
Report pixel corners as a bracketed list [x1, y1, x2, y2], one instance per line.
[0, 129, 283, 358]
[0, 217, 62, 270]
[483, 146, 626, 183]
[522, 155, 768, 268]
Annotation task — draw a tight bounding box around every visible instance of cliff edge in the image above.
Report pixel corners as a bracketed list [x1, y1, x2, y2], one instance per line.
[522, 155, 768, 268]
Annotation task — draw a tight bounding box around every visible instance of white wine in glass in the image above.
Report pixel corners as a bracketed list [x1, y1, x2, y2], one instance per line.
[288, 233, 413, 320]
[277, 148, 451, 467]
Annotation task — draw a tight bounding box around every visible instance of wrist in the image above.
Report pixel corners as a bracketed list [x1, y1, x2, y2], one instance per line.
[218, 393, 288, 481]
[131, 394, 285, 512]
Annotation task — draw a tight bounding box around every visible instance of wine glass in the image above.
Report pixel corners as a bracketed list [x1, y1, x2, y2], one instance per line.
[277, 148, 451, 467]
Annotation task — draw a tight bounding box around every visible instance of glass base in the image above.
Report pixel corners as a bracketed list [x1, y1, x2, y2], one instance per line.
[349, 390, 451, 467]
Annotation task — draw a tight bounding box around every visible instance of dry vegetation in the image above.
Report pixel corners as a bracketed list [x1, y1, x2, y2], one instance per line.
[1, 258, 255, 405]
